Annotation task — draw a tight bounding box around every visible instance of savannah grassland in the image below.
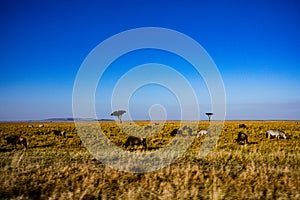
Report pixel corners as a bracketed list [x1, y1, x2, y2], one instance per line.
[0, 121, 299, 199]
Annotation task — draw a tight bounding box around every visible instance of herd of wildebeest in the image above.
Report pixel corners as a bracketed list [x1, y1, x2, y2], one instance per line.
[2, 122, 296, 151]
[3, 125, 66, 150]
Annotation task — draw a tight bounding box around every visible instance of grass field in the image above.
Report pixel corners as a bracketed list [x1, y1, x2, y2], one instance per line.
[0, 121, 299, 199]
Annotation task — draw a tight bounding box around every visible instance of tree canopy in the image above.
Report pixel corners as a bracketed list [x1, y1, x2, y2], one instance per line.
[111, 110, 126, 123]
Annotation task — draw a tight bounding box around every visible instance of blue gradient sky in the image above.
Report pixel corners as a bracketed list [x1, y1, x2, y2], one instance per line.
[0, 0, 299, 121]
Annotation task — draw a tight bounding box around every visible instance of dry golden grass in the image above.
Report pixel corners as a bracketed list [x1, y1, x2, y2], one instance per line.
[0, 121, 299, 199]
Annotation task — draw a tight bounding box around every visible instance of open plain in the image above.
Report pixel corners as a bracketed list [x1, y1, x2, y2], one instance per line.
[0, 121, 299, 199]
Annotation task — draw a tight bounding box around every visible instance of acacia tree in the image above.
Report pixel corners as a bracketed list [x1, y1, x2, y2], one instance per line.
[205, 112, 213, 122]
[111, 110, 126, 123]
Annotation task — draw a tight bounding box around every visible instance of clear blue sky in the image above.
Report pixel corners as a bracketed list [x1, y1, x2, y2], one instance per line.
[0, 0, 299, 121]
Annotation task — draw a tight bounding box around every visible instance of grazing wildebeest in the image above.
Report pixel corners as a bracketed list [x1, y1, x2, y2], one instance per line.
[53, 130, 66, 138]
[124, 136, 147, 151]
[239, 124, 247, 129]
[266, 130, 287, 139]
[196, 129, 211, 138]
[185, 127, 193, 136]
[170, 129, 181, 136]
[5, 135, 27, 149]
[235, 132, 248, 145]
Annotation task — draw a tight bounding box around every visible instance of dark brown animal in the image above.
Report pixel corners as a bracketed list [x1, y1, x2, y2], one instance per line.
[170, 128, 185, 136]
[235, 132, 248, 145]
[239, 124, 247, 129]
[124, 136, 147, 150]
[170, 129, 179, 136]
[53, 130, 66, 138]
[5, 135, 27, 149]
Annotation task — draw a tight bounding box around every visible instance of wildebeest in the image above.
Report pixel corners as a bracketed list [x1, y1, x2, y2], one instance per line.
[196, 129, 211, 138]
[235, 132, 248, 145]
[124, 136, 147, 151]
[53, 130, 66, 138]
[239, 124, 247, 129]
[266, 130, 287, 139]
[170, 129, 182, 136]
[5, 135, 27, 149]
[185, 127, 193, 136]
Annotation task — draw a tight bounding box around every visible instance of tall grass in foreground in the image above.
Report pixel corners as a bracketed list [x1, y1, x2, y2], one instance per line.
[0, 121, 299, 199]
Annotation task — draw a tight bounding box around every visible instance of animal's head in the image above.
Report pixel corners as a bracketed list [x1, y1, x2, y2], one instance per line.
[141, 138, 147, 149]
[280, 132, 287, 139]
[266, 132, 269, 138]
[20, 137, 27, 148]
[122, 143, 127, 150]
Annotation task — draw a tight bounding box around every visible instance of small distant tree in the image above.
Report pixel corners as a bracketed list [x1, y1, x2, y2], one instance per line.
[205, 112, 213, 122]
[111, 110, 126, 123]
